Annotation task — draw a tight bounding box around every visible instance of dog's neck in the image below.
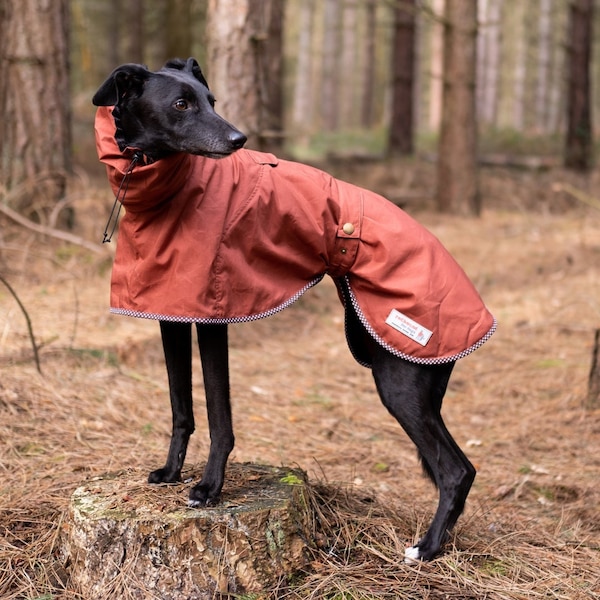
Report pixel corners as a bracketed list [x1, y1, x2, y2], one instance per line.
[111, 104, 131, 152]
[112, 104, 168, 162]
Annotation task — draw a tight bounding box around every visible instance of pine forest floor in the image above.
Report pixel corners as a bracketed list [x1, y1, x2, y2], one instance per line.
[1, 158, 599, 598]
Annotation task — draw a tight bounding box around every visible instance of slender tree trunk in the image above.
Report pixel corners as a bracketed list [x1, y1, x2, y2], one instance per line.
[488, 0, 502, 126]
[321, 0, 341, 131]
[166, 0, 192, 60]
[511, 1, 527, 130]
[436, 0, 480, 215]
[292, 0, 315, 135]
[477, 0, 502, 126]
[536, 0, 553, 133]
[340, 0, 357, 128]
[388, 0, 416, 156]
[587, 329, 600, 409]
[255, 0, 285, 152]
[206, 0, 284, 152]
[564, 0, 593, 171]
[547, 8, 566, 134]
[476, 0, 487, 119]
[146, 0, 167, 67]
[206, 0, 255, 134]
[108, 0, 120, 67]
[428, 0, 445, 132]
[127, 0, 145, 63]
[360, 0, 377, 128]
[0, 0, 71, 216]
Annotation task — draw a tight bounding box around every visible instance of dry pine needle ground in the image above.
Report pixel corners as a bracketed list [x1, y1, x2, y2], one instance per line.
[1, 166, 599, 598]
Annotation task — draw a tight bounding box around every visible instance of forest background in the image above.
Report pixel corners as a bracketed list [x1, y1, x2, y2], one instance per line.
[68, 0, 592, 157]
[1, 1, 600, 599]
[71, 0, 600, 149]
[0, 0, 597, 216]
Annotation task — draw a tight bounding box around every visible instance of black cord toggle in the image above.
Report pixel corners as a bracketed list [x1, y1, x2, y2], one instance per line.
[102, 151, 144, 243]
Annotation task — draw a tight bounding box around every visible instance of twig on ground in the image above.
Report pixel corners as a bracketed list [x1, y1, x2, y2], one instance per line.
[0, 274, 42, 374]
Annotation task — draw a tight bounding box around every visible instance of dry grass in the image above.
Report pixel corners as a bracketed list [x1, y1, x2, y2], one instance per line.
[1, 167, 599, 598]
[292, 482, 600, 599]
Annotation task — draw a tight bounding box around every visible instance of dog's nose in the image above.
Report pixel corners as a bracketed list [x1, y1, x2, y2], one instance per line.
[229, 131, 247, 150]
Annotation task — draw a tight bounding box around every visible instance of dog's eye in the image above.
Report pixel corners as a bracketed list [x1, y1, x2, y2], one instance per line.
[174, 99, 189, 111]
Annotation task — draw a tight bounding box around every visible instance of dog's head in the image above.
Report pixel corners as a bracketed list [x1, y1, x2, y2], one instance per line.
[93, 57, 246, 160]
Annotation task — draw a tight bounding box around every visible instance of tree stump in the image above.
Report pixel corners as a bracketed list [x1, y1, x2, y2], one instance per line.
[62, 463, 312, 599]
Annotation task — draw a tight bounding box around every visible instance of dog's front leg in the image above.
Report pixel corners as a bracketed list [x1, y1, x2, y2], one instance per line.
[189, 322, 234, 507]
[148, 320, 195, 484]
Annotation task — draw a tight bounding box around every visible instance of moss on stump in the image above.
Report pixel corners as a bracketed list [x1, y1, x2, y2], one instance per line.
[62, 463, 311, 599]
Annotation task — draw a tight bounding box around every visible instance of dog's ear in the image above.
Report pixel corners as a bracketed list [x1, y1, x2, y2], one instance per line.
[163, 57, 210, 89]
[163, 58, 187, 70]
[92, 64, 150, 106]
[184, 57, 210, 89]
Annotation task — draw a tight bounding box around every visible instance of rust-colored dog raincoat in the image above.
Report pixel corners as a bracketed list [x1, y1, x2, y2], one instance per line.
[95, 107, 495, 366]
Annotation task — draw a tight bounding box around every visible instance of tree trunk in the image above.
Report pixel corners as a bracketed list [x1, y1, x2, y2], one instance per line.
[587, 329, 600, 409]
[321, 0, 341, 131]
[436, 0, 480, 215]
[340, 0, 358, 128]
[206, 0, 284, 152]
[428, 0, 445, 132]
[511, 0, 527, 130]
[166, 0, 192, 61]
[0, 0, 71, 217]
[536, 0, 553, 133]
[292, 0, 315, 137]
[477, 0, 502, 127]
[476, 0, 487, 122]
[564, 0, 593, 171]
[255, 0, 285, 152]
[107, 0, 121, 68]
[127, 0, 145, 63]
[388, 0, 416, 156]
[547, 7, 567, 135]
[360, 0, 377, 129]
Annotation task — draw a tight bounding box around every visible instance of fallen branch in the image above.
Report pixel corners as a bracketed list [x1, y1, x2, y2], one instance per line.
[553, 182, 600, 210]
[0, 194, 107, 255]
[0, 274, 42, 374]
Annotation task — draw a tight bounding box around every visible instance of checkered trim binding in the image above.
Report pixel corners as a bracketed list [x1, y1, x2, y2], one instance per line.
[341, 275, 497, 366]
[109, 274, 326, 324]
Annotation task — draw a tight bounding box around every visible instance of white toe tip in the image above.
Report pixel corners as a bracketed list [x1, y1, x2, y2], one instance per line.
[404, 546, 421, 564]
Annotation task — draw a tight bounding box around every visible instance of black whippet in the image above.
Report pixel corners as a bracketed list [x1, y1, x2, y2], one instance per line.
[93, 58, 490, 562]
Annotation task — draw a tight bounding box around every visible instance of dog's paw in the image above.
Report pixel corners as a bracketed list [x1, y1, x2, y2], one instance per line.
[187, 497, 214, 508]
[404, 546, 422, 564]
[187, 496, 220, 508]
[148, 467, 180, 484]
[188, 483, 220, 508]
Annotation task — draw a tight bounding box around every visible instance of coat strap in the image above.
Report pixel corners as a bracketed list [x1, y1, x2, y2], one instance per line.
[327, 185, 363, 278]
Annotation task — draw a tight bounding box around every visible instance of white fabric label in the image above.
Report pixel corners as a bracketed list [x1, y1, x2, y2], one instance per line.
[385, 309, 433, 347]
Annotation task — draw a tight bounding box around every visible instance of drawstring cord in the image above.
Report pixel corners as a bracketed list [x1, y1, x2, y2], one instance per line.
[102, 151, 144, 243]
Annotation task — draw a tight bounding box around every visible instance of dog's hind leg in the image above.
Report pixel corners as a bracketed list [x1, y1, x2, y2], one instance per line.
[189, 322, 234, 506]
[149, 320, 196, 484]
[371, 347, 475, 561]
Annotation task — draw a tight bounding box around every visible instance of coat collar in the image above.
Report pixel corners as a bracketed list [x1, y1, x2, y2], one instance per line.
[94, 106, 195, 211]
